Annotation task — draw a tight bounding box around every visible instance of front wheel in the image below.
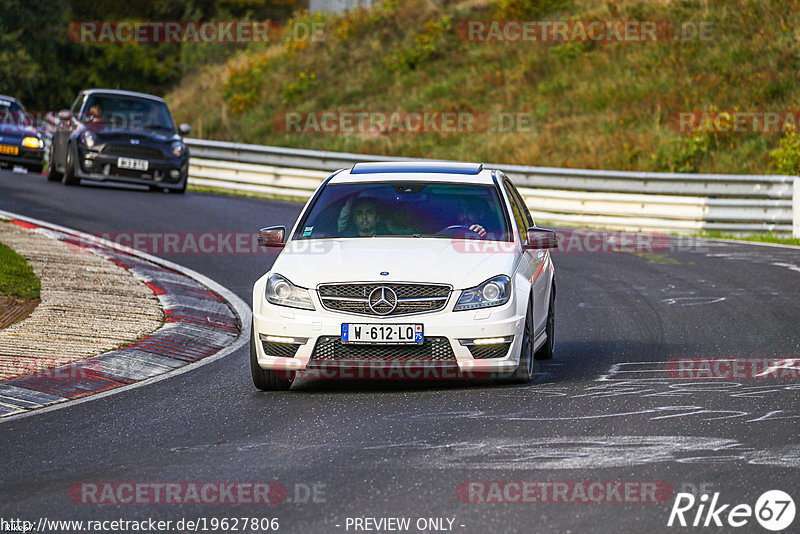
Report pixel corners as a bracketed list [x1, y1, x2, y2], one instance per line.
[508, 302, 538, 384]
[61, 144, 80, 186]
[250, 322, 294, 391]
[46, 147, 62, 182]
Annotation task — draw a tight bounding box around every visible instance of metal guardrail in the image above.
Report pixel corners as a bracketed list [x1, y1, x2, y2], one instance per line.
[185, 138, 800, 236]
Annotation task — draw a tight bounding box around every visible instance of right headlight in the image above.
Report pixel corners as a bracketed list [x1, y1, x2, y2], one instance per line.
[265, 273, 315, 310]
[454, 275, 511, 311]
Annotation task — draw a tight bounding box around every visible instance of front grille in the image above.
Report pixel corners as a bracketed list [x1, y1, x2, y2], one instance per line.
[103, 144, 164, 159]
[318, 283, 450, 317]
[468, 343, 512, 359]
[311, 336, 455, 361]
[261, 341, 300, 358]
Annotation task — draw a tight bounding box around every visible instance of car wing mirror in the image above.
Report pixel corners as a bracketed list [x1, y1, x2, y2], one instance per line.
[523, 227, 559, 249]
[258, 226, 286, 248]
[178, 123, 191, 136]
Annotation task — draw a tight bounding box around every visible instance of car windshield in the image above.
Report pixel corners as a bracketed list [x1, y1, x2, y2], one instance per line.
[294, 182, 511, 240]
[82, 95, 175, 132]
[0, 99, 32, 128]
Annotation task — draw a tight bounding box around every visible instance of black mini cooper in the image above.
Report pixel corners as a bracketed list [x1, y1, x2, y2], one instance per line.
[48, 89, 190, 193]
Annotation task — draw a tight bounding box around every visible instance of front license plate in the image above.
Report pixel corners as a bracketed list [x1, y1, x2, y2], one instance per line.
[117, 157, 148, 171]
[341, 324, 423, 344]
[0, 144, 18, 155]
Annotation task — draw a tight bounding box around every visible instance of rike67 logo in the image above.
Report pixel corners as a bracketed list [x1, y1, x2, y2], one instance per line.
[668, 490, 795, 531]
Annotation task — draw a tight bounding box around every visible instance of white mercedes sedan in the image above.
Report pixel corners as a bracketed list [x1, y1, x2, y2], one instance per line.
[250, 161, 558, 389]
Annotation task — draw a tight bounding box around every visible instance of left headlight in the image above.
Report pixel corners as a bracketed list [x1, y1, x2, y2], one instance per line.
[265, 273, 315, 311]
[454, 275, 512, 311]
[171, 141, 185, 157]
[80, 131, 97, 149]
[22, 136, 43, 149]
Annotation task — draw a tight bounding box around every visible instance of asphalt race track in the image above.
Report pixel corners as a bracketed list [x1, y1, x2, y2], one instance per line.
[1, 169, 799, 533]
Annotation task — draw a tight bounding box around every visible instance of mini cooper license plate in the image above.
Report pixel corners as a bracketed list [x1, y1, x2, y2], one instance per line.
[0, 144, 18, 155]
[341, 324, 423, 344]
[117, 157, 149, 171]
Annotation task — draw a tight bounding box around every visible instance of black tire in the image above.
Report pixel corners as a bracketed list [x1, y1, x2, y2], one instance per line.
[250, 322, 294, 391]
[535, 285, 556, 361]
[46, 147, 62, 182]
[173, 176, 187, 194]
[61, 144, 80, 186]
[508, 301, 538, 384]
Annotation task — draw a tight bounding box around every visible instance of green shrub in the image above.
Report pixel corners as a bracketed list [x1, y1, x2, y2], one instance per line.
[282, 70, 317, 104]
[223, 56, 272, 114]
[384, 15, 453, 72]
[490, 0, 570, 19]
[333, 1, 399, 43]
[654, 132, 711, 173]
[770, 126, 800, 175]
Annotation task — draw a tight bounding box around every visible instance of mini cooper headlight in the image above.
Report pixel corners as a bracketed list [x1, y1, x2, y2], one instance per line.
[265, 274, 315, 310]
[80, 131, 97, 149]
[454, 275, 511, 311]
[171, 141, 185, 157]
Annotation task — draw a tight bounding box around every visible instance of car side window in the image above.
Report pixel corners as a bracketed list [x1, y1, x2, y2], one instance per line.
[503, 180, 528, 241]
[70, 95, 82, 114]
[70, 94, 86, 120]
[507, 180, 534, 228]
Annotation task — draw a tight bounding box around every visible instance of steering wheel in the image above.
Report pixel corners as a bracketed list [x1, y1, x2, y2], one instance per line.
[437, 225, 484, 238]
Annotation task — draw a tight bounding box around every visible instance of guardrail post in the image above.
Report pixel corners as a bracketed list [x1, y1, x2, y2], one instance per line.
[794, 177, 800, 239]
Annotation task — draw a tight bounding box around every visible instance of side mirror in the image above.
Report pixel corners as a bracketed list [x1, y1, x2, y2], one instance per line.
[178, 123, 191, 136]
[258, 226, 286, 248]
[523, 227, 559, 249]
[57, 110, 72, 122]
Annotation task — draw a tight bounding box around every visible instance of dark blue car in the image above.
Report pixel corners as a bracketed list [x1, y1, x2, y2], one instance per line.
[0, 95, 46, 173]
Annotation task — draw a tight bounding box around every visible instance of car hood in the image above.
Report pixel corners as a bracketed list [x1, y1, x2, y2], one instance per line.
[0, 123, 40, 139]
[272, 238, 519, 290]
[90, 128, 178, 143]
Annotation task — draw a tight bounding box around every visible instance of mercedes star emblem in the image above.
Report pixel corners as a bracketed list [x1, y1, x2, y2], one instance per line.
[368, 286, 397, 315]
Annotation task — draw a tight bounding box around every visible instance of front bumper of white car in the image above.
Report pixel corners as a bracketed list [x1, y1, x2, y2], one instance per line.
[252, 274, 527, 378]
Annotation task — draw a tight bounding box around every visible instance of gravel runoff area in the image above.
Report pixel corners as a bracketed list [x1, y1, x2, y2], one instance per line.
[0, 220, 163, 381]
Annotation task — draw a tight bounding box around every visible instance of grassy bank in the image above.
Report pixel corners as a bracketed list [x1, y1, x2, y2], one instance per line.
[0, 239, 40, 300]
[167, 0, 800, 174]
[696, 231, 800, 247]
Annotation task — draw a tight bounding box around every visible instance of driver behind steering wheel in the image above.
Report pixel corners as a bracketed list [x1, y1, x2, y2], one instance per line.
[453, 201, 487, 238]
